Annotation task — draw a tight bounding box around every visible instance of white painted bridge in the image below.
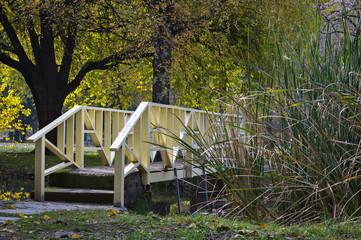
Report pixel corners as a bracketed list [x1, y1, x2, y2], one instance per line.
[28, 102, 243, 207]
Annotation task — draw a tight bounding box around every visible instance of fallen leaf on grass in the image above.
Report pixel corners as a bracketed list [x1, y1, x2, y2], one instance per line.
[55, 220, 68, 226]
[43, 215, 51, 220]
[106, 209, 118, 216]
[10, 205, 17, 209]
[4, 220, 14, 225]
[255, 222, 268, 228]
[72, 234, 81, 239]
[18, 213, 25, 218]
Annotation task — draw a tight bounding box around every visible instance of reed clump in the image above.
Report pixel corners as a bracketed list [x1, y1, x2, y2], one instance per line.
[173, 12, 361, 224]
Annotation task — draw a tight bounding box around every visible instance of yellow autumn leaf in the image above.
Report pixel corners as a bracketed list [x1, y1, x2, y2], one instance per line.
[106, 209, 118, 216]
[72, 234, 81, 239]
[255, 222, 267, 228]
[18, 213, 25, 218]
[5, 220, 14, 225]
[43, 215, 51, 220]
[10, 205, 17, 209]
[13, 237, 17, 240]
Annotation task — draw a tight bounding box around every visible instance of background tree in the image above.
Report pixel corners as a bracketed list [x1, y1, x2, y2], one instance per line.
[0, 0, 150, 142]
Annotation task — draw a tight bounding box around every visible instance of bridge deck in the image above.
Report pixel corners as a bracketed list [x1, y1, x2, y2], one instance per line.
[73, 161, 187, 176]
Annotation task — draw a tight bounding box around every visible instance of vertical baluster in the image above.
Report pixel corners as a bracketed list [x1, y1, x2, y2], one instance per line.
[95, 110, 103, 144]
[66, 116, 74, 159]
[75, 109, 84, 167]
[57, 122, 65, 153]
[141, 106, 149, 184]
[104, 111, 111, 164]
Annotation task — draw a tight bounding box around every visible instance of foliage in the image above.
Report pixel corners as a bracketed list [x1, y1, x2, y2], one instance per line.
[0, 188, 29, 201]
[171, 0, 317, 109]
[170, 9, 361, 224]
[0, 0, 152, 133]
[0, 80, 31, 135]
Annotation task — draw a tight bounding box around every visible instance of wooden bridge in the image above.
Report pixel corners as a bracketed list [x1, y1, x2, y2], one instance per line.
[28, 102, 242, 207]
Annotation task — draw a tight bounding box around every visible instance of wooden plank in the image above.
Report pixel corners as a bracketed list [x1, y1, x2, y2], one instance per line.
[45, 139, 72, 162]
[124, 162, 140, 177]
[57, 122, 65, 152]
[119, 113, 125, 131]
[140, 107, 150, 172]
[149, 169, 186, 183]
[66, 116, 74, 159]
[75, 109, 84, 167]
[104, 111, 111, 163]
[44, 162, 75, 176]
[113, 145, 125, 207]
[34, 137, 45, 201]
[84, 109, 95, 130]
[95, 110, 103, 145]
[112, 112, 119, 143]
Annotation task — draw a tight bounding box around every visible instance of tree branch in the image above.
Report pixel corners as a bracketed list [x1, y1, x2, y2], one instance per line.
[0, 52, 22, 72]
[0, 4, 33, 67]
[59, 20, 78, 84]
[27, 18, 41, 64]
[65, 49, 153, 96]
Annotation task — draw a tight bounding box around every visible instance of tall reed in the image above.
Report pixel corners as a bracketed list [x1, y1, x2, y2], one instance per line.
[172, 12, 361, 224]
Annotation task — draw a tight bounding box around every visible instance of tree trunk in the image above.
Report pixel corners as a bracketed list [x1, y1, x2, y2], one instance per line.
[34, 95, 65, 145]
[152, 0, 173, 105]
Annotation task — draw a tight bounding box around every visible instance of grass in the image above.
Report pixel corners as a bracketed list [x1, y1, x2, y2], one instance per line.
[0, 208, 361, 239]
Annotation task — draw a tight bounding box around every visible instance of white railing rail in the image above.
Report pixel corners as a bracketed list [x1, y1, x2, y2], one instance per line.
[110, 102, 243, 207]
[27, 105, 133, 201]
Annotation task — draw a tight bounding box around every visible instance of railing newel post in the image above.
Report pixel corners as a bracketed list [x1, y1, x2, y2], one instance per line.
[114, 144, 125, 207]
[34, 137, 45, 201]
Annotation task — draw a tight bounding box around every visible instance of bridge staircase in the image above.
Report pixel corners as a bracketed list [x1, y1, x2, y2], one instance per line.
[28, 102, 241, 207]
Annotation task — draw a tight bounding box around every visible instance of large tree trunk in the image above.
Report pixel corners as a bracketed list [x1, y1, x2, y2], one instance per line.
[26, 64, 67, 146]
[152, 0, 173, 105]
[34, 94, 65, 145]
[152, 36, 172, 104]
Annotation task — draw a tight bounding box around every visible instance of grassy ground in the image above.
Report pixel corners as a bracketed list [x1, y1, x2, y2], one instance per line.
[1, 208, 361, 239]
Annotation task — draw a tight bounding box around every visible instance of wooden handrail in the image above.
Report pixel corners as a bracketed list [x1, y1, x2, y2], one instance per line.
[28, 105, 83, 142]
[110, 102, 149, 151]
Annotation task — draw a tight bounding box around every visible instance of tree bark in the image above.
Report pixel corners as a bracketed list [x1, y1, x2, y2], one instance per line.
[151, 0, 173, 105]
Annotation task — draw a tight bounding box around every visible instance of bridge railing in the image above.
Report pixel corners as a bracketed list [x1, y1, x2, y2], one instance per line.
[28, 106, 133, 201]
[110, 102, 243, 207]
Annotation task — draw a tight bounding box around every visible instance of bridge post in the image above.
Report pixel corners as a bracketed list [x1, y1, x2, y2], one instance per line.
[114, 145, 125, 207]
[34, 137, 45, 201]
